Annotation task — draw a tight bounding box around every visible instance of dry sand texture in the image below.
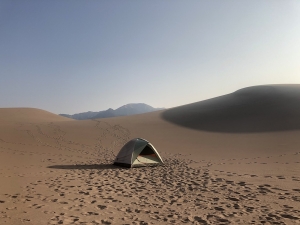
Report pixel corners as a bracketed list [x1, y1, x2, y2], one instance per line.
[1, 85, 300, 224]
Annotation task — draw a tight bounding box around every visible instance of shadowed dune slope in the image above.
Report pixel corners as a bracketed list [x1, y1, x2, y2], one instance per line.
[0, 108, 73, 123]
[162, 84, 300, 133]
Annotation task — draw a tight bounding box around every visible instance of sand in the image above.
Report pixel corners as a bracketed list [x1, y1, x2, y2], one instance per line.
[1, 85, 300, 224]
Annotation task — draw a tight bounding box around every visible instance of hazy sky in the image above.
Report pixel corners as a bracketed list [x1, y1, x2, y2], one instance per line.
[1, 1, 300, 114]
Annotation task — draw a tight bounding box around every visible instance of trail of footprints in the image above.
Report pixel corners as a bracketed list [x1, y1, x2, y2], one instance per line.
[1, 121, 300, 224]
[1, 120, 130, 161]
[1, 154, 300, 224]
[0, 120, 131, 169]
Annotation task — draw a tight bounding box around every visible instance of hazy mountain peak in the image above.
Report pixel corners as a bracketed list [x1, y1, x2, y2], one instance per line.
[59, 103, 164, 120]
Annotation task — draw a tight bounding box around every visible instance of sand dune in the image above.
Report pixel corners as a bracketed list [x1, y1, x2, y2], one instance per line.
[0, 85, 300, 224]
[0, 108, 72, 123]
[162, 84, 300, 133]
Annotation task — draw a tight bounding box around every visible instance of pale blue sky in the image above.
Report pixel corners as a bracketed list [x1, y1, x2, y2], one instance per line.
[1, 0, 300, 114]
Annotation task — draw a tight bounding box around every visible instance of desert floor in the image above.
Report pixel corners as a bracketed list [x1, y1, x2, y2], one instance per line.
[0, 106, 300, 225]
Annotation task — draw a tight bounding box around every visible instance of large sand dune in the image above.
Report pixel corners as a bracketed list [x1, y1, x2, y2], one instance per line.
[162, 84, 300, 133]
[0, 85, 300, 224]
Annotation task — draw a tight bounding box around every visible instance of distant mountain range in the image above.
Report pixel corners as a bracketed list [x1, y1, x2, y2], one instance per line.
[59, 103, 165, 120]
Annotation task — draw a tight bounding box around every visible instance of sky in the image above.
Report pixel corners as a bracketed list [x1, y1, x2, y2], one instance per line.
[1, 0, 300, 114]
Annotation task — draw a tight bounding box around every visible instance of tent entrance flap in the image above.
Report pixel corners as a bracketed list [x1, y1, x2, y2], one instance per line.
[133, 155, 161, 165]
[139, 146, 155, 155]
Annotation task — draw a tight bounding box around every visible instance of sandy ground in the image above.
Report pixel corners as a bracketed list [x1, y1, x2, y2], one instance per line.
[1, 86, 300, 225]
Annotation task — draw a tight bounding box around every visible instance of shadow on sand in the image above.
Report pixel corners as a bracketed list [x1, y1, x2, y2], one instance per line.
[161, 85, 300, 133]
[47, 164, 127, 170]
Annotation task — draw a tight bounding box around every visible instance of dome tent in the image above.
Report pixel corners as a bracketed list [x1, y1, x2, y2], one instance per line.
[114, 138, 164, 168]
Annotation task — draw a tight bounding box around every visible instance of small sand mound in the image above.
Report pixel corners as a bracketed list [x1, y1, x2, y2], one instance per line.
[0, 108, 72, 123]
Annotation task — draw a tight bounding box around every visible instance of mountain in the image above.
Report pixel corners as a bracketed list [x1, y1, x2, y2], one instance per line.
[91, 108, 116, 119]
[59, 103, 164, 120]
[113, 103, 162, 117]
[59, 111, 99, 120]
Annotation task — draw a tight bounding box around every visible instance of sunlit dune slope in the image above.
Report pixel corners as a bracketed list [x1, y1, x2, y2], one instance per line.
[0, 108, 73, 123]
[161, 84, 300, 133]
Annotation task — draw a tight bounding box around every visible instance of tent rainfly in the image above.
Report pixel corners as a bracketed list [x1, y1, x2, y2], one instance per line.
[114, 138, 164, 168]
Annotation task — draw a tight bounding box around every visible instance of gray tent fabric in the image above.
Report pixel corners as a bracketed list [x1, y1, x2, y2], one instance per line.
[114, 138, 164, 168]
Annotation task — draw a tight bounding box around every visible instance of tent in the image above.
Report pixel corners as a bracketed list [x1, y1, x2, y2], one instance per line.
[114, 138, 164, 168]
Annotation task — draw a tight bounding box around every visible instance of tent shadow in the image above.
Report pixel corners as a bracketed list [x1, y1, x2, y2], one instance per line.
[47, 164, 127, 170]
